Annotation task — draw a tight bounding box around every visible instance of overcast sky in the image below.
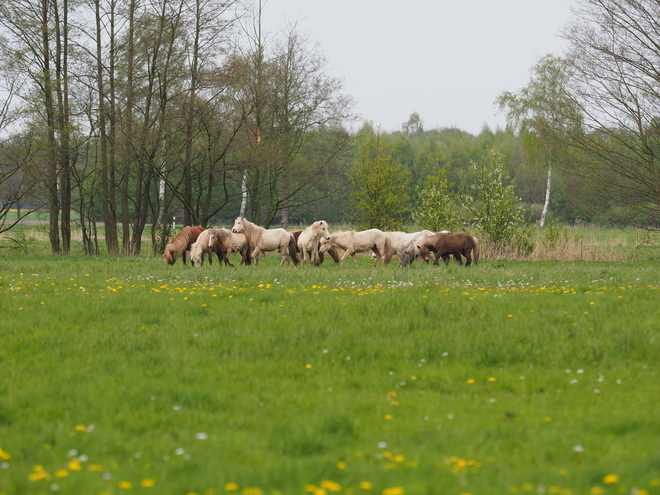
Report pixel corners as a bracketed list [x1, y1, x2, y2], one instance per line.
[261, 0, 577, 135]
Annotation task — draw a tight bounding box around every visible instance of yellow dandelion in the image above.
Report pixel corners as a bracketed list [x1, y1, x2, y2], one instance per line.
[382, 488, 404, 495]
[394, 455, 405, 463]
[636, 491, 649, 495]
[466, 379, 475, 384]
[55, 469, 69, 478]
[522, 484, 534, 492]
[68, 458, 82, 471]
[336, 460, 346, 469]
[603, 474, 619, 484]
[241, 488, 263, 495]
[488, 377, 496, 382]
[75, 424, 86, 431]
[29, 465, 49, 481]
[321, 480, 342, 492]
[305, 485, 317, 493]
[0, 448, 11, 461]
[651, 480, 660, 487]
[305, 364, 312, 369]
[589, 487, 603, 495]
[384, 414, 393, 420]
[118, 480, 133, 489]
[89, 464, 103, 472]
[141, 479, 156, 487]
[360, 481, 373, 490]
[225, 482, 239, 491]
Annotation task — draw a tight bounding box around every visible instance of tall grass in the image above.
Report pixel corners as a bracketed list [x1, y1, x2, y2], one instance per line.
[1, 254, 660, 494]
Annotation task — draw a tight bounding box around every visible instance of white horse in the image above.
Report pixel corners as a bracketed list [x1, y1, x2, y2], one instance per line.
[399, 230, 452, 267]
[189, 229, 221, 267]
[231, 217, 299, 266]
[319, 229, 392, 267]
[297, 220, 331, 266]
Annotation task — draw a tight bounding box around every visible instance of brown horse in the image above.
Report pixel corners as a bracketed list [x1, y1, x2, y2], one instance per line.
[417, 232, 480, 266]
[163, 226, 204, 265]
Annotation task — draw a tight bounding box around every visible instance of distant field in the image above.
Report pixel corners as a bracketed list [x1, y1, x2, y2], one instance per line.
[1, 254, 659, 495]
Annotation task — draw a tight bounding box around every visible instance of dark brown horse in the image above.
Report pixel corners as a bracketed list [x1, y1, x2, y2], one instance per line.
[291, 229, 339, 266]
[417, 232, 480, 266]
[163, 226, 204, 265]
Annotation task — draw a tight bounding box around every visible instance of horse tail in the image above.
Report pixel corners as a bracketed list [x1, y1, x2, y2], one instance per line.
[472, 235, 480, 264]
[289, 233, 300, 265]
[382, 235, 393, 265]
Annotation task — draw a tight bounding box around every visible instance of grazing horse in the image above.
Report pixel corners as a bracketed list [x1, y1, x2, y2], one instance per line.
[382, 230, 434, 266]
[399, 230, 451, 267]
[417, 232, 480, 266]
[189, 229, 222, 267]
[163, 226, 204, 265]
[319, 229, 392, 267]
[297, 220, 331, 266]
[231, 217, 299, 266]
[208, 227, 252, 266]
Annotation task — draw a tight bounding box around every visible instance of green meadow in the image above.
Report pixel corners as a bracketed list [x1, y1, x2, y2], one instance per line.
[1, 251, 660, 495]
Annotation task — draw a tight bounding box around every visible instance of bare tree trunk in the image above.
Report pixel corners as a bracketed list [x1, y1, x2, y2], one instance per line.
[41, 0, 60, 254]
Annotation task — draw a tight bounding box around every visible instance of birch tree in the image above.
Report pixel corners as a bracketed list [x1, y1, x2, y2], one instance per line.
[496, 55, 576, 228]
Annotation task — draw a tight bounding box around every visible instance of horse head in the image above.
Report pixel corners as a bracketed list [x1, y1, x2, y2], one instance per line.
[316, 220, 331, 240]
[232, 217, 245, 234]
[319, 236, 331, 254]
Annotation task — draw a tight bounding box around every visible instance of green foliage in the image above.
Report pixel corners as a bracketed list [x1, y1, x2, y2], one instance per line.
[464, 149, 531, 248]
[347, 132, 410, 230]
[541, 215, 568, 249]
[411, 153, 462, 231]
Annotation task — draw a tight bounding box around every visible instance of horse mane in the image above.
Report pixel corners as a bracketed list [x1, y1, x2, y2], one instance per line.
[163, 226, 204, 265]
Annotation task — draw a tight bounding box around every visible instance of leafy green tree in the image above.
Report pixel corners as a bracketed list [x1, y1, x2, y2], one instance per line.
[496, 55, 576, 228]
[348, 132, 410, 230]
[411, 153, 461, 232]
[464, 149, 530, 250]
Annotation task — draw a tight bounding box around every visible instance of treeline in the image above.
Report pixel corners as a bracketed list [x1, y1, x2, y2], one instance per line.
[1, 0, 659, 256]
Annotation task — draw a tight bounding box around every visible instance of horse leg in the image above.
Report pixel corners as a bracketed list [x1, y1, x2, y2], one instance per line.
[225, 248, 236, 267]
[453, 252, 464, 266]
[463, 249, 472, 267]
[252, 246, 261, 265]
[372, 247, 381, 267]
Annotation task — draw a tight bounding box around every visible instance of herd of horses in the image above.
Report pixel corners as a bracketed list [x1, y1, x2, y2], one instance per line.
[162, 217, 480, 268]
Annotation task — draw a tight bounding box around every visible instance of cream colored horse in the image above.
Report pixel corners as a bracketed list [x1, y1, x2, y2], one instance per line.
[319, 229, 392, 267]
[231, 217, 298, 266]
[208, 227, 253, 266]
[297, 220, 331, 266]
[189, 229, 219, 267]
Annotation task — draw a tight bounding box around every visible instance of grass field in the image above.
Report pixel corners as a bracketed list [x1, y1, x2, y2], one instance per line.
[1, 249, 660, 495]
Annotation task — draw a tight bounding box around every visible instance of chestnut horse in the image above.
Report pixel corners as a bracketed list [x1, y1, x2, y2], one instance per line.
[416, 232, 480, 266]
[163, 226, 204, 265]
[399, 230, 452, 267]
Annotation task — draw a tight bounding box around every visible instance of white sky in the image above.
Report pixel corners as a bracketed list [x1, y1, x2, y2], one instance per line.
[261, 0, 576, 135]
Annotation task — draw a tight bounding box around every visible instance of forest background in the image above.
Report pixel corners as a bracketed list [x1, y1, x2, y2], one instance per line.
[1, 0, 659, 257]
